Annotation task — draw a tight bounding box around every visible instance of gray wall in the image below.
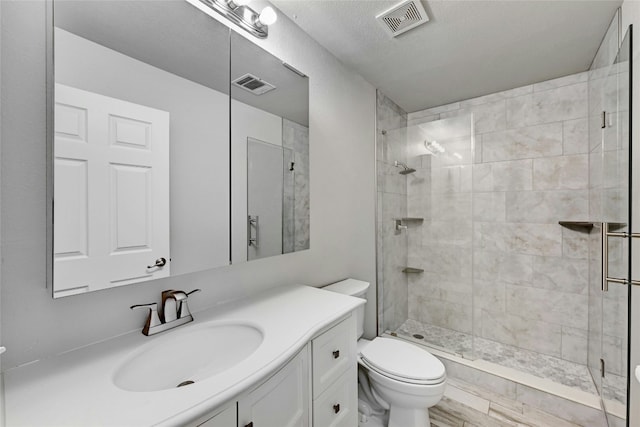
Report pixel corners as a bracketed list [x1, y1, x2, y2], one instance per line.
[0, 0, 377, 370]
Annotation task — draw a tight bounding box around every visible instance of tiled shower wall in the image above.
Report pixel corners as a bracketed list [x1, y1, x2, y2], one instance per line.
[377, 90, 409, 333]
[282, 118, 310, 253]
[404, 72, 592, 364]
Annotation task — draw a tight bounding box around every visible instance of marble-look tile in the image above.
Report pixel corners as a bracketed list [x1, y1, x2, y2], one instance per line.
[395, 320, 600, 395]
[561, 326, 588, 365]
[473, 279, 506, 312]
[606, 414, 627, 427]
[473, 192, 506, 222]
[506, 83, 588, 128]
[533, 154, 588, 190]
[438, 360, 518, 400]
[561, 227, 590, 259]
[411, 296, 473, 334]
[474, 222, 562, 256]
[473, 160, 532, 192]
[473, 250, 533, 284]
[377, 89, 407, 134]
[378, 160, 407, 195]
[459, 85, 533, 108]
[602, 333, 625, 377]
[420, 242, 472, 280]
[440, 100, 507, 134]
[431, 192, 472, 222]
[505, 284, 588, 329]
[533, 72, 588, 92]
[603, 373, 627, 405]
[505, 190, 588, 223]
[489, 402, 581, 427]
[482, 123, 563, 162]
[516, 384, 606, 426]
[480, 310, 562, 357]
[410, 101, 461, 119]
[397, 319, 473, 355]
[421, 220, 473, 247]
[602, 292, 628, 339]
[563, 118, 589, 155]
[430, 165, 468, 194]
[531, 255, 589, 295]
[407, 114, 440, 127]
[444, 383, 491, 414]
[410, 272, 472, 305]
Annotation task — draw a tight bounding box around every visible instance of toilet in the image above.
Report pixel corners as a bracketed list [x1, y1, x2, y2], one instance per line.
[324, 279, 446, 427]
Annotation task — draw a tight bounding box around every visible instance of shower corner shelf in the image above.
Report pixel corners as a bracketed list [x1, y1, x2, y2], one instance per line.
[402, 267, 424, 274]
[558, 221, 594, 232]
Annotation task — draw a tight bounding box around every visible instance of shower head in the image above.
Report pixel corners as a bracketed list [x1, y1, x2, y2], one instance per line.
[394, 161, 416, 175]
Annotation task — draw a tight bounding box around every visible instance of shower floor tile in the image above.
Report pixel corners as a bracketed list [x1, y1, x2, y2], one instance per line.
[394, 319, 625, 405]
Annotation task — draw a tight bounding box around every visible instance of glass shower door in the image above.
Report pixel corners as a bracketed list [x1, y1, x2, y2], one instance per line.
[600, 28, 631, 422]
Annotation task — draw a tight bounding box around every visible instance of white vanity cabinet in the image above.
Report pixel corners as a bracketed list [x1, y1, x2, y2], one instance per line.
[197, 405, 237, 427]
[238, 345, 311, 427]
[311, 315, 358, 427]
[191, 314, 357, 427]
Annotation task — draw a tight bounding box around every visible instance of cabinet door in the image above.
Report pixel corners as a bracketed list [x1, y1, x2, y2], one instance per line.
[197, 404, 237, 427]
[238, 347, 310, 427]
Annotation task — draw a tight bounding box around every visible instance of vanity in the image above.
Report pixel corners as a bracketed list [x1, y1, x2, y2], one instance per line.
[4, 285, 364, 426]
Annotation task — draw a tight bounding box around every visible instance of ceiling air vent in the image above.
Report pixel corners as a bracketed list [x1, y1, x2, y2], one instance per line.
[376, 0, 429, 37]
[232, 73, 276, 95]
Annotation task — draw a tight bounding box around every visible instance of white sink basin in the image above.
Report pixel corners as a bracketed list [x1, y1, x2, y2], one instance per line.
[113, 322, 263, 392]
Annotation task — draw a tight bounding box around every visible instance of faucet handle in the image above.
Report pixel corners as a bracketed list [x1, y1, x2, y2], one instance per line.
[177, 289, 201, 319]
[130, 302, 162, 336]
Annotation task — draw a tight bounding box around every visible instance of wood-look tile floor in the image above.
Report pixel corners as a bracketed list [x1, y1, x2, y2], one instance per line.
[430, 379, 582, 427]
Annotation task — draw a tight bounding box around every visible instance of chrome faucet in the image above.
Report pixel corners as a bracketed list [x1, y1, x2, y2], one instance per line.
[131, 289, 201, 336]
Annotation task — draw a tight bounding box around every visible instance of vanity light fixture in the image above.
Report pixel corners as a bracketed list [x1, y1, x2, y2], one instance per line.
[199, 0, 277, 38]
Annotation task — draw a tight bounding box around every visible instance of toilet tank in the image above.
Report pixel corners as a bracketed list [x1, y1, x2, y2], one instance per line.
[323, 279, 370, 339]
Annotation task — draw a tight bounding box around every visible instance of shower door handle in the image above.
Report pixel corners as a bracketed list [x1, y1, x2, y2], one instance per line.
[602, 222, 640, 290]
[248, 215, 259, 247]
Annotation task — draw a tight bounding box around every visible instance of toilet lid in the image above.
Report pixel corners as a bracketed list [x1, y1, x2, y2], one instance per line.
[360, 337, 446, 382]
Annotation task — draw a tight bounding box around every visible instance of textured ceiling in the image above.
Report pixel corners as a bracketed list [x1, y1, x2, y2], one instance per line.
[272, 0, 622, 112]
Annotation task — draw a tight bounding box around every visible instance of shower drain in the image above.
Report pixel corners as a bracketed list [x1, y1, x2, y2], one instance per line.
[412, 334, 424, 340]
[176, 380, 195, 388]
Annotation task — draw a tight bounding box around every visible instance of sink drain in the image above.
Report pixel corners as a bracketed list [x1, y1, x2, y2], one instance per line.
[412, 334, 424, 340]
[177, 380, 195, 388]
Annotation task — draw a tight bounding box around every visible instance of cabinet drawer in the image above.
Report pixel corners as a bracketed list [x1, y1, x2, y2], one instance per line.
[312, 315, 356, 397]
[312, 367, 357, 427]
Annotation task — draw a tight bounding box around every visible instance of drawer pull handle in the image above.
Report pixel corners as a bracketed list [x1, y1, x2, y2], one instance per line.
[245, 423, 253, 427]
[333, 350, 340, 359]
[333, 403, 341, 414]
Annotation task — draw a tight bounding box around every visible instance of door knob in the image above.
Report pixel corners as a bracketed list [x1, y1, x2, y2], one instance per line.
[147, 257, 167, 268]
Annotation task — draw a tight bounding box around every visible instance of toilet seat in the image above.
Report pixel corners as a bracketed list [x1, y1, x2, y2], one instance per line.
[359, 337, 446, 385]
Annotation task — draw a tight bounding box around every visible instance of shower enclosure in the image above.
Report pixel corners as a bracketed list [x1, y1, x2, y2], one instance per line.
[376, 13, 632, 426]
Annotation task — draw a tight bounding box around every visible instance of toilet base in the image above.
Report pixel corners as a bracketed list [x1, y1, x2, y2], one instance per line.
[388, 406, 430, 427]
[358, 411, 386, 427]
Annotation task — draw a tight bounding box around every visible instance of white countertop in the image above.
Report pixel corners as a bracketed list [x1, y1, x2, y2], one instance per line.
[4, 284, 364, 426]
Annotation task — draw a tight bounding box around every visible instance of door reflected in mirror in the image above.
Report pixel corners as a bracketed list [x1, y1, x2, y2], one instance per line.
[51, 0, 231, 297]
[230, 32, 310, 263]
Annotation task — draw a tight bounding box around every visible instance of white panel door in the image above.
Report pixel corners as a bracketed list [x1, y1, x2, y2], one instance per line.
[54, 84, 170, 295]
[238, 346, 310, 427]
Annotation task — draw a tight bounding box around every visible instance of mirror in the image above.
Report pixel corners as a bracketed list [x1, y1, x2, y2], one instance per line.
[230, 32, 309, 262]
[51, 0, 231, 297]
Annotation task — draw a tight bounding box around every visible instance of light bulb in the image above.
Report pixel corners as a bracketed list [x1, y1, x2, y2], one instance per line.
[258, 6, 277, 25]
